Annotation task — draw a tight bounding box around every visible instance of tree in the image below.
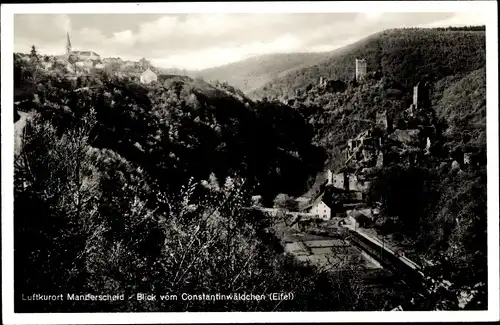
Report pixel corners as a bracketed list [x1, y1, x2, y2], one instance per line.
[68, 53, 78, 75]
[273, 193, 298, 211]
[30, 45, 39, 61]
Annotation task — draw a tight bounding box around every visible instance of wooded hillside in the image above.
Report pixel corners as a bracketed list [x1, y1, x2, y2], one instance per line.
[252, 28, 486, 99]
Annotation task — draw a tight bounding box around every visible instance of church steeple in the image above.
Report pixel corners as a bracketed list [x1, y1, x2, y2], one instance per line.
[66, 32, 72, 55]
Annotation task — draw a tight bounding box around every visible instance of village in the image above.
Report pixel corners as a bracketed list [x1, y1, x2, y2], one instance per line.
[15, 32, 171, 85]
[247, 57, 484, 310]
[254, 57, 481, 232]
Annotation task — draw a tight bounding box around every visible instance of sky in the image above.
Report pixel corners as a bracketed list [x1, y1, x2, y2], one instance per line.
[13, 12, 488, 70]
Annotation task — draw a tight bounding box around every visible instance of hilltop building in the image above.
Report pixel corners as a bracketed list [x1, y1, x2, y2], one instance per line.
[355, 58, 367, 80]
[139, 57, 152, 70]
[65, 32, 101, 64]
[140, 68, 158, 84]
[71, 51, 101, 62]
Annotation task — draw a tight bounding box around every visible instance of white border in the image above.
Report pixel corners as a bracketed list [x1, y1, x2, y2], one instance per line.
[1, 1, 499, 324]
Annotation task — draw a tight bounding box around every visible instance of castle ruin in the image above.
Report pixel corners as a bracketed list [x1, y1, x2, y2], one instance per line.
[355, 58, 367, 80]
[376, 109, 393, 133]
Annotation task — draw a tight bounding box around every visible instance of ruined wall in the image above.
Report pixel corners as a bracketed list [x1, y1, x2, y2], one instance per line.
[413, 81, 430, 109]
[348, 174, 358, 191]
[326, 170, 333, 185]
[333, 173, 348, 190]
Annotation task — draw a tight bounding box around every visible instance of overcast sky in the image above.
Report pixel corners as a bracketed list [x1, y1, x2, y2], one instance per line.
[14, 12, 487, 70]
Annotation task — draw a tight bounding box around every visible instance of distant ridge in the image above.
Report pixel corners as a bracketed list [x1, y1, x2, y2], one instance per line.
[196, 52, 334, 94]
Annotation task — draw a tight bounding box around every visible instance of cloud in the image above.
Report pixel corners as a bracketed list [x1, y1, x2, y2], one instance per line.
[363, 12, 384, 22]
[414, 11, 488, 28]
[151, 33, 305, 70]
[54, 14, 72, 33]
[112, 29, 136, 45]
[79, 28, 106, 43]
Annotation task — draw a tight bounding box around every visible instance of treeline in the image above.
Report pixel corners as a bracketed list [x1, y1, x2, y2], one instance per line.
[14, 59, 414, 312]
[432, 25, 486, 32]
[252, 28, 486, 99]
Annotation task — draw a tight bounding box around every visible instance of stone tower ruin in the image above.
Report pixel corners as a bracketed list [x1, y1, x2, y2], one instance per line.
[355, 58, 367, 80]
[413, 81, 430, 110]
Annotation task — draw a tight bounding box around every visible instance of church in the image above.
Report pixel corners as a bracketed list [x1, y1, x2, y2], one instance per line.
[65, 32, 101, 63]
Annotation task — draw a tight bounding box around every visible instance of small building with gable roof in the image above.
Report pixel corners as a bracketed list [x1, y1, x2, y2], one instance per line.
[300, 193, 335, 221]
[140, 68, 158, 84]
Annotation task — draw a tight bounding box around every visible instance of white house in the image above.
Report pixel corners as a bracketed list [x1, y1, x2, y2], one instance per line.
[75, 59, 94, 70]
[41, 61, 53, 71]
[302, 193, 333, 221]
[140, 68, 158, 84]
[310, 200, 332, 221]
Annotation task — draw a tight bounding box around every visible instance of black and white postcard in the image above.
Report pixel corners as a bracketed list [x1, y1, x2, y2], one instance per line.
[1, 1, 498, 324]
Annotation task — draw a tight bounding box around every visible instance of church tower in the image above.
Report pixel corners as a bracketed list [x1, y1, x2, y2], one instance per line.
[66, 32, 72, 55]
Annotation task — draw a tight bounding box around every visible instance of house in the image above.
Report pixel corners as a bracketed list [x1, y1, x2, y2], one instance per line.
[140, 68, 158, 84]
[332, 172, 348, 190]
[75, 59, 94, 70]
[123, 61, 137, 69]
[346, 208, 373, 228]
[301, 193, 334, 221]
[310, 200, 332, 221]
[102, 57, 123, 64]
[41, 61, 53, 71]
